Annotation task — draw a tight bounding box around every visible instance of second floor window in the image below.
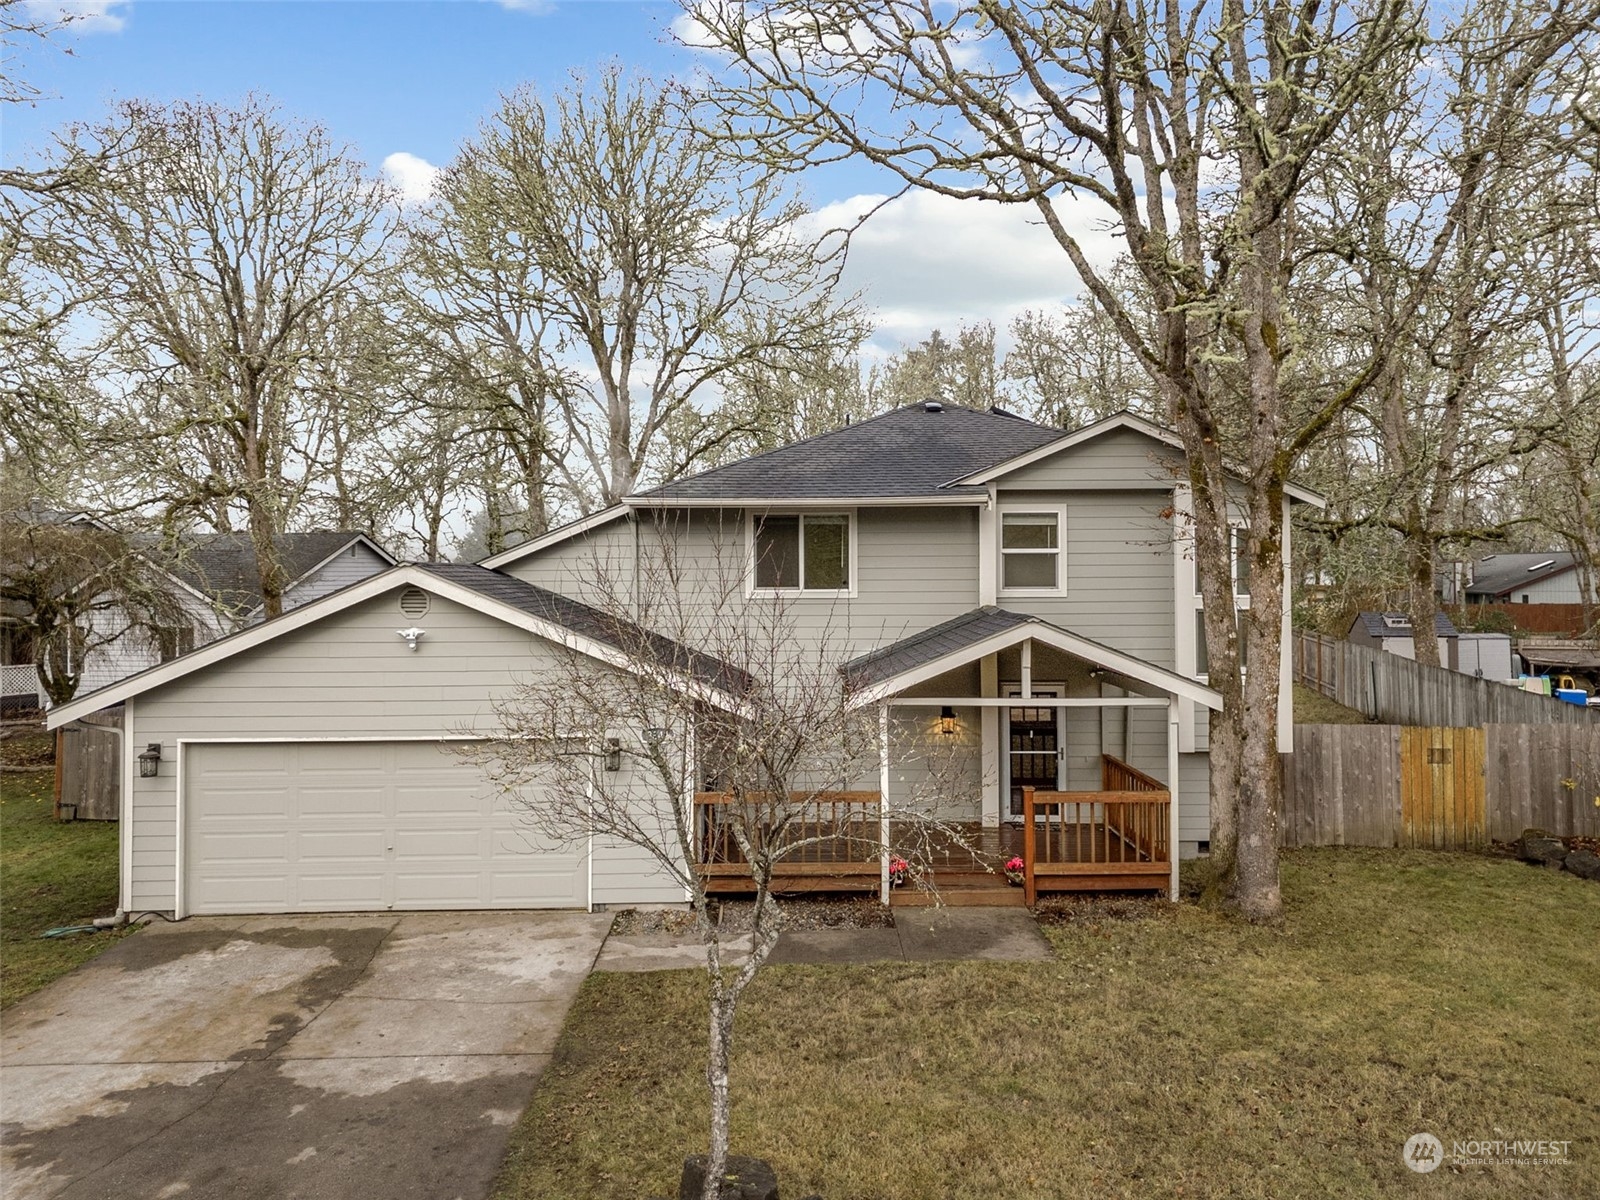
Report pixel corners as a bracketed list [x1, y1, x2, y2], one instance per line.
[1000, 510, 1061, 591]
[753, 514, 850, 592]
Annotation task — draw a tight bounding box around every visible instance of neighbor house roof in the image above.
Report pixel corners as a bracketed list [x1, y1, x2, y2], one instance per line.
[842, 605, 1223, 710]
[1465, 553, 1579, 598]
[47, 562, 750, 728]
[171, 531, 394, 614]
[629, 402, 1065, 503]
[1351, 612, 1460, 639]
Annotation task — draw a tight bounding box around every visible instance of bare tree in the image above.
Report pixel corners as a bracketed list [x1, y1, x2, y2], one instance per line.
[411, 69, 865, 516]
[0, 491, 189, 705]
[688, 0, 1599, 917]
[470, 529, 965, 1198]
[1003, 262, 1163, 428]
[16, 96, 396, 616]
[870, 322, 1002, 409]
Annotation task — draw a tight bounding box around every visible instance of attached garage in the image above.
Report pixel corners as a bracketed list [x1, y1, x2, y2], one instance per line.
[48, 563, 719, 918]
[183, 740, 587, 915]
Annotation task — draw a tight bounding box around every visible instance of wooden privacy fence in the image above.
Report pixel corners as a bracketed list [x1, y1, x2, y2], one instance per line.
[1282, 723, 1600, 848]
[55, 710, 121, 821]
[1294, 631, 1598, 726]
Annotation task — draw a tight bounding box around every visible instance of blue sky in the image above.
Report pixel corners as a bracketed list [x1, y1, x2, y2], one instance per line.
[4, 0, 1102, 348]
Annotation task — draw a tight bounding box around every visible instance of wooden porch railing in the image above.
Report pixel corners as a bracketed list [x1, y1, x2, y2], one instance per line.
[1021, 755, 1171, 904]
[693, 791, 883, 884]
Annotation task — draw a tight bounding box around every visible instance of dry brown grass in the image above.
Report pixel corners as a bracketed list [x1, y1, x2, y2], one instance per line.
[1292, 683, 1374, 724]
[496, 848, 1599, 1199]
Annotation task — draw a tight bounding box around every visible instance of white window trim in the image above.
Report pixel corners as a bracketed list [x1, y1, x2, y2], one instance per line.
[745, 509, 858, 599]
[997, 504, 1068, 597]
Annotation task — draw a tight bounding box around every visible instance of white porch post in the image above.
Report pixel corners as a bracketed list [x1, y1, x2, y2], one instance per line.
[879, 703, 891, 905]
[1167, 698, 1181, 902]
[1020, 638, 1033, 698]
[682, 713, 698, 904]
[980, 655, 1001, 827]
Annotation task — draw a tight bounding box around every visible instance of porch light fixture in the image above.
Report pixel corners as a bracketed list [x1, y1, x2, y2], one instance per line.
[137, 742, 162, 778]
[604, 737, 623, 772]
[938, 706, 957, 737]
[642, 727, 668, 747]
[396, 627, 426, 652]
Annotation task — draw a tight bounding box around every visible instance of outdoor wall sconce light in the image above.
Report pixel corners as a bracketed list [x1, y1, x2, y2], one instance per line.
[604, 737, 623, 772]
[939, 706, 958, 737]
[396, 627, 426, 652]
[137, 742, 162, 778]
[642, 727, 668, 747]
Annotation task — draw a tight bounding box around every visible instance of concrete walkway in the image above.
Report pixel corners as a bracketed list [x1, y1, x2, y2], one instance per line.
[1, 910, 611, 1200]
[594, 908, 1051, 972]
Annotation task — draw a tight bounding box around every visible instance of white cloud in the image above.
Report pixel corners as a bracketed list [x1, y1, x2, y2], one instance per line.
[808, 189, 1124, 348]
[381, 152, 440, 205]
[25, 0, 129, 34]
[496, 0, 555, 13]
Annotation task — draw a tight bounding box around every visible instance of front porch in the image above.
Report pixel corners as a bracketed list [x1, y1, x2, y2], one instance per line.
[694, 754, 1172, 904]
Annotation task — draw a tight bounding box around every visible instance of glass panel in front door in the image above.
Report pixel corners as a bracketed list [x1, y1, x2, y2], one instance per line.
[1008, 692, 1059, 817]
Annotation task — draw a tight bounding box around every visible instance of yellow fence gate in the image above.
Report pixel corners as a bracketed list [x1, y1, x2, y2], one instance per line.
[1398, 727, 1486, 848]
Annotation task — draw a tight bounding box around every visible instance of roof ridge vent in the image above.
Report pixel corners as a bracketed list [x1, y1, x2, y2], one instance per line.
[923, 399, 943, 412]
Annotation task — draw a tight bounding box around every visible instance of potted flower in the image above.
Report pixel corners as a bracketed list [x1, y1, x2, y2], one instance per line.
[889, 856, 909, 887]
[1004, 855, 1026, 886]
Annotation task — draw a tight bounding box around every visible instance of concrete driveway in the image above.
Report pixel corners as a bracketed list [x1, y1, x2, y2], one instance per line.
[0, 911, 612, 1200]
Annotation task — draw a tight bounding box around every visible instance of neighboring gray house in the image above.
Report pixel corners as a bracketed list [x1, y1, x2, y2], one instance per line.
[47, 406, 1319, 918]
[1347, 611, 1460, 668]
[1460, 552, 1597, 605]
[71, 531, 395, 696]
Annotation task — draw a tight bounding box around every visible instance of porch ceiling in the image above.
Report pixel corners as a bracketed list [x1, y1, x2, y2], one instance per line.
[843, 606, 1223, 711]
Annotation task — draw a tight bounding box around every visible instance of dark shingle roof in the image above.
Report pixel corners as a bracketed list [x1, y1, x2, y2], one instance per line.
[1353, 612, 1460, 639]
[1465, 553, 1577, 598]
[171, 531, 386, 612]
[844, 607, 1035, 689]
[632, 403, 1066, 501]
[417, 563, 752, 696]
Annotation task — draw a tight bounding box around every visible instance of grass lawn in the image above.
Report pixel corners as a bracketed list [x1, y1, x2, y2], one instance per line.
[497, 850, 1599, 1199]
[1, 752, 135, 1009]
[1293, 683, 1373, 724]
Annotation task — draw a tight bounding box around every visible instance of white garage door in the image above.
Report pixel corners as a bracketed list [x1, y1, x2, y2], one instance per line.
[184, 741, 586, 915]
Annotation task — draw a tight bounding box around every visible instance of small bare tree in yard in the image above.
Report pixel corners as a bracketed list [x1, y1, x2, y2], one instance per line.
[470, 526, 965, 1198]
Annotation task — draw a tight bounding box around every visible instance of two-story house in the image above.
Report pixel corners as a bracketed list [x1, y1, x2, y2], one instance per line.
[46, 404, 1318, 919]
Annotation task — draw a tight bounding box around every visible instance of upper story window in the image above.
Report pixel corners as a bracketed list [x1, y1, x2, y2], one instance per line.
[752, 513, 851, 593]
[1232, 526, 1251, 599]
[1000, 510, 1063, 592]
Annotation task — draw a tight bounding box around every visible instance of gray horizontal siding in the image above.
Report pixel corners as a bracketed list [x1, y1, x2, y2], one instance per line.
[995, 490, 1176, 668]
[126, 587, 672, 913]
[996, 428, 1183, 490]
[282, 541, 392, 611]
[1179, 753, 1211, 850]
[516, 506, 984, 663]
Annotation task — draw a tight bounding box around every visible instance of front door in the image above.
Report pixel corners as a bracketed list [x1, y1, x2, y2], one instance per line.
[1007, 691, 1060, 818]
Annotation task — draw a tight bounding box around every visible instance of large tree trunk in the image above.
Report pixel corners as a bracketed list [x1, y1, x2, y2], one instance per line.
[1404, 533, 1443, 668]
